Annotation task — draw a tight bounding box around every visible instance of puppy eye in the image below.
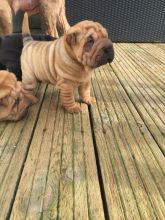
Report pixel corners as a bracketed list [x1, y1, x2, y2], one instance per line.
[85, 36, 94, 51]
[86, 36, 94, 46]
[15, 98, 20, 105]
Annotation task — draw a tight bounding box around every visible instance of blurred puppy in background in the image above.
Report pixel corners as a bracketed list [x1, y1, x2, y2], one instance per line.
[0, 70, 37, 121]
[0, 0, 70, 36]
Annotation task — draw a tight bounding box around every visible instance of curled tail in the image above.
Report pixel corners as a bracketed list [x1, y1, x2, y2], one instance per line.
[22, 12, 33, 45]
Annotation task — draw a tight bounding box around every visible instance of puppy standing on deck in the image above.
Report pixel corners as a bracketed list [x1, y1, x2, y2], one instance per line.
[21, 13, 114, 113]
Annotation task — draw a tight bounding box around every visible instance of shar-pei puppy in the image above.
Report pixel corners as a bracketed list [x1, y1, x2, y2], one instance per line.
[0, 70, 37, 121]
[21, 13, 114, 113]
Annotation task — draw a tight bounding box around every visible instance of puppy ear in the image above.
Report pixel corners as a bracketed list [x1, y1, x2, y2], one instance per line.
[66, 31, 80, 46]
[0, 85, 11, 99]
[66, 32, 77, 45]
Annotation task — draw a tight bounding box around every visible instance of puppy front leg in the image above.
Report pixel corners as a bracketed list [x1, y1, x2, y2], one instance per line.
[60, 84, 81, 113]
[79, 81, 96, 105]
[22, 70, 37, 92]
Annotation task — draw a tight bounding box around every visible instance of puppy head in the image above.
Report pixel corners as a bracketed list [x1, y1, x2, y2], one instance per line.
[0, 71, 37, 121]
[64, 20, 114, 68]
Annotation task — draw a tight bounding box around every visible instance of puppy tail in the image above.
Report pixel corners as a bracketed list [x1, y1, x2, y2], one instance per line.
[22, 12, 33, 45]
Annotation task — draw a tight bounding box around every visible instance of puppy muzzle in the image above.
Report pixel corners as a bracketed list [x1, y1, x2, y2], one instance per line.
[89, 39, 114, 68]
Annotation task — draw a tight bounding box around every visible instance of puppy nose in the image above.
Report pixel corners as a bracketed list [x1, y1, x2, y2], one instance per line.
[104, 46, 112, 54]
[104, 45, 114, 63]
[104, 45, 114, 55]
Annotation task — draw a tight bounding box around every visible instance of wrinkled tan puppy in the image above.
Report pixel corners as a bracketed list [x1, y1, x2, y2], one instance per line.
[0, 70, 37, 121]
[21, 13, 114, 113]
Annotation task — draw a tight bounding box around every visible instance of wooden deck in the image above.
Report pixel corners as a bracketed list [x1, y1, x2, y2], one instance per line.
[0, 43, 165, 220]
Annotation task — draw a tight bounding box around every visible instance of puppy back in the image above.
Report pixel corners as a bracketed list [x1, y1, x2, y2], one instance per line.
[22, 13, 33, 46]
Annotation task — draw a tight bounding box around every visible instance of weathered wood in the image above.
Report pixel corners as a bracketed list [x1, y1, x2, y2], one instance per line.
[0, 43, 164, 220]
[104, 63, 165, 197]
[11, 86, 104, 220]
[10, 85, 58, 220]
[90, 60, 165, 218]
[112, 44, 165, 154]
[0, 122, 7, 137]
[56, 108, 73, 220]
[154, 43, 165, 50]
[73, 111, 89, 220]
[136, 43, 165, 64]
[118, 43, 165, 94]
[90, 81, 126, 220]
[0, 84, 47, 220]
[0, 123, 16, 158]
[81, 104, 104, 220]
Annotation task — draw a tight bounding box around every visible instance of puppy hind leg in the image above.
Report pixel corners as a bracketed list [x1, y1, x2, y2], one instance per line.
[40, 1, 59, 37]
[59, 83, 81, 113]
[57, 5, 70, 34]
[43, 14, 58, 37]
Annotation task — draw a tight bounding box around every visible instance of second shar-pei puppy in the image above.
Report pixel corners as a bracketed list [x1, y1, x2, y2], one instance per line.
[21, 13, 114, 113]
[0, 70, 37, 121]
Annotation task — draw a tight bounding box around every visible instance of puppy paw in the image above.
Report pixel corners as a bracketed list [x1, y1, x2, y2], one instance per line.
[30, 96, 38, 105]
[64, 103, 81, 113]
[82, 96, 96, 105]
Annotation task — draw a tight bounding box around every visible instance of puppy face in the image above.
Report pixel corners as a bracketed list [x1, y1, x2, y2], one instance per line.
[65, 20, 114, 68]
[0, 71, 37, 121]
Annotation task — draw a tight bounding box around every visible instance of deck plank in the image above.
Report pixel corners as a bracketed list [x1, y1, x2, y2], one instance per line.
[10, 85, 62, 220]
[0, 84, 47, 220]
[90, 62, 165, 219]
[57, 109, 74, 220]
[0, 122, 7, 137]
[136, 43, 165, 64]
[112, 44, 165, 154]
[91, 74, 140, 220]
[10, 85, 104, 220]
[153, 43, 165, 50]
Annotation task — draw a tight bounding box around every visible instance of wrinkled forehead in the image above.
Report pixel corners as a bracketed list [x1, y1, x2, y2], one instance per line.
[0, 72, 17, 86]
[79, 21, 108, 40]
[0, 81, 22, 100]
